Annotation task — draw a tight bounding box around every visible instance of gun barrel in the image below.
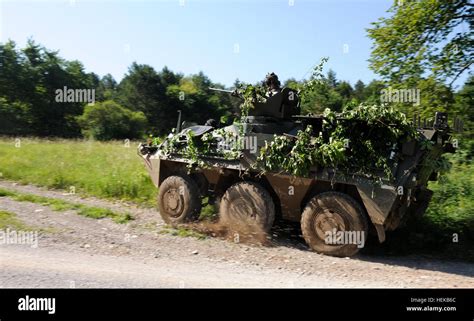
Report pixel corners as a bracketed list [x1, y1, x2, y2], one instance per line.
[209, 87, 233, 93]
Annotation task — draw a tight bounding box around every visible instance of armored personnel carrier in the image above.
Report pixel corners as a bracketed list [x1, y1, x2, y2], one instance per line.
[138, 86, 455, 257]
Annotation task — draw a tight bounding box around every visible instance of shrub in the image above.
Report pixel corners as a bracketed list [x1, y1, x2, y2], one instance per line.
[77, 100, 147, 140]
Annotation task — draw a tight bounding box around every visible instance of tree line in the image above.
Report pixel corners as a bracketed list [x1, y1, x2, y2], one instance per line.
[0, 37, 471, 146]
[0, 39, 235, 140]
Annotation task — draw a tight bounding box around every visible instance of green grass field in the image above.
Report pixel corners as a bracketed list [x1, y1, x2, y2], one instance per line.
[0, 137, 157, 206]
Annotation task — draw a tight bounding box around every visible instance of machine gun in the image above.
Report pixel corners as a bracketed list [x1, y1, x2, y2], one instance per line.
[209, 87, 241, 98]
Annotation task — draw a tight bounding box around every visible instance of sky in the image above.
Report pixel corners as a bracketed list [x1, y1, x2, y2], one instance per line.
[1, 0, 462, 88]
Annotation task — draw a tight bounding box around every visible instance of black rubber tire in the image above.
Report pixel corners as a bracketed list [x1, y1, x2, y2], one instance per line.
[219, 181, 275, 232]
[158, 175, 201, 225]
[301, 192, 368, 257]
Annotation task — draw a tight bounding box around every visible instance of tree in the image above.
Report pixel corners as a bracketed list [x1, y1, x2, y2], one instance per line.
[0, 39, 97, 137]
[368, 0, 473, 86]
[326, 69, 338, 88]
[96, 74, 118, 101]
[166, 72, 231, 126]
[159, 66, 182, 88]
[0, 40, 28, 102]
[77, 100, 147, 140]
[300, 81, 343, 114]
[334, 81, 354, 109]
[453, 76, 474, 159]
[354, 80, 366, 102]
[363, 80, 385, 104]
[117, 64, 230, 135]
[455, 76, 474, 133]
[117, 63, 169, 134]
[336, 81, 353, 99]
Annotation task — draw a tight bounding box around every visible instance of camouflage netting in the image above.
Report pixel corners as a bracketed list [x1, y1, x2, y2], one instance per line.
[156, 102, 442, 180]
[257, 103, 420, 178]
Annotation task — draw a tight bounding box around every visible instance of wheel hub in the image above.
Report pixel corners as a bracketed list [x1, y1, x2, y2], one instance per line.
[314, 210, 346, 240]
[164, 189, 183, 217]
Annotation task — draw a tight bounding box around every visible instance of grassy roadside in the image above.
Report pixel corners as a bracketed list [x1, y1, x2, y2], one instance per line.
[365, 160, 474, 261]
[0, 137, 157, 206]
[160, 225, 207, 240]
[409, 163, 472, 259]
[0, 210, 34, 230]
[0, 187, 132, 223]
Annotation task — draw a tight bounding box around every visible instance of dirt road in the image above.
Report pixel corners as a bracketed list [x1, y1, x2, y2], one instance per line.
[0, 180, 473, 288]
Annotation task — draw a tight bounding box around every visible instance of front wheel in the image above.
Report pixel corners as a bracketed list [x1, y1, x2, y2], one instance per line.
[301, 192, 368, 257]
[158, 175, 201, 225]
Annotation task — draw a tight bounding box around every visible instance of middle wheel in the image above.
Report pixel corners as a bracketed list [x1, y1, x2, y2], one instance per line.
[219, 181, 275, 232]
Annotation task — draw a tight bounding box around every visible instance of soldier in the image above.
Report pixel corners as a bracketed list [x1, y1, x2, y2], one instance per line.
[264, 72, 281, 97]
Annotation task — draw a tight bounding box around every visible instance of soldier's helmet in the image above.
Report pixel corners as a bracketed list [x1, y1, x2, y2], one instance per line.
[265, 72, 281, 89]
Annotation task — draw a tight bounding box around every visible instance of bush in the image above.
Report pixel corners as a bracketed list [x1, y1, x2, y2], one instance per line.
[369, 159, 474, 261]
[77, 100, 147, 140]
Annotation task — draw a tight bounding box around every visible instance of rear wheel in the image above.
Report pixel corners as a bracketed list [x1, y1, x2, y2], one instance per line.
[301, 192, 368, 257]
[158, 175, 201, 225]
[219, 181, 275, 236]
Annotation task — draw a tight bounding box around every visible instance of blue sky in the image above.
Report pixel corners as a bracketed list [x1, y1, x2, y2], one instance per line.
[1, 0, 411, 87]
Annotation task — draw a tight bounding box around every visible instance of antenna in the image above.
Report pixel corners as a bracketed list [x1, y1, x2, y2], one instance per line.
[176, 110, 182, 133]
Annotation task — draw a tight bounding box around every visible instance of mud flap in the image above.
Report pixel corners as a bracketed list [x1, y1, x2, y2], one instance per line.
[356, 183, 398, 242]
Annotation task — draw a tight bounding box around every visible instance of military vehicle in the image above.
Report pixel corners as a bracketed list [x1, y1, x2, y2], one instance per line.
[138, 86, 455, 257]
